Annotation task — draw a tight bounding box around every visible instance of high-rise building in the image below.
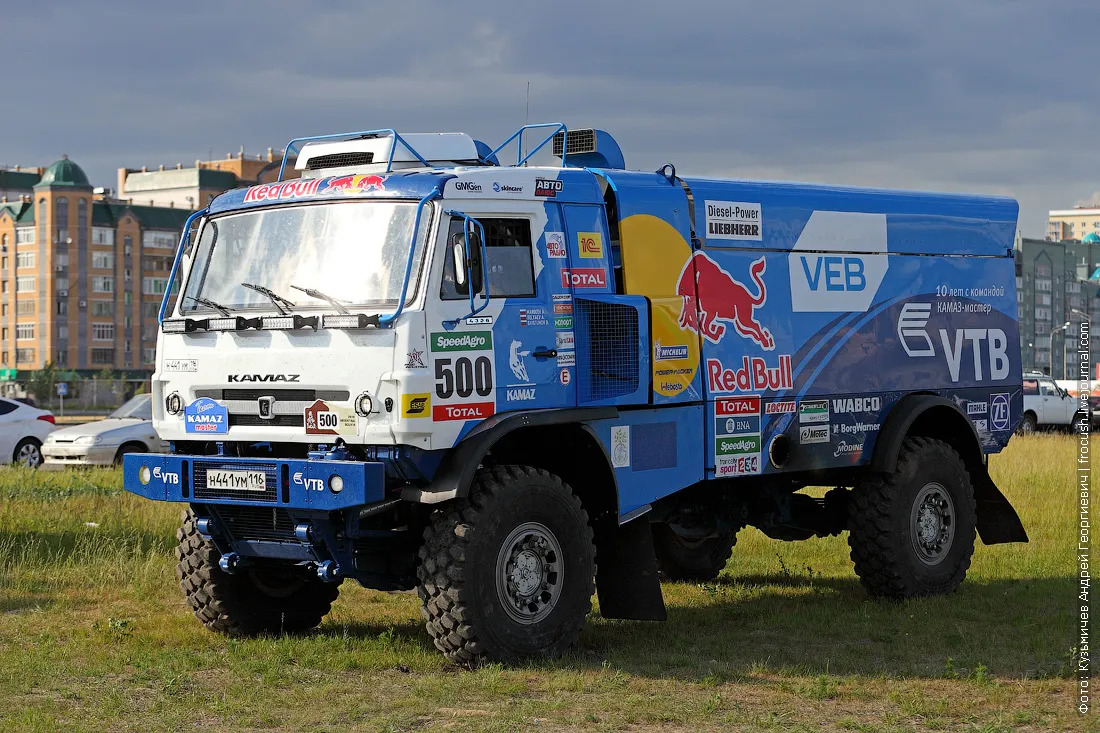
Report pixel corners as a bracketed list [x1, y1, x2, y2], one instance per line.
[1048, 206, 1100, 242]
[1016, 236, 1100, 378]
[0, 156, 192, 376]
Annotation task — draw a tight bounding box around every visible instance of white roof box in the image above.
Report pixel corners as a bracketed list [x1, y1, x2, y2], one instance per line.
[295, 133, 479, 177]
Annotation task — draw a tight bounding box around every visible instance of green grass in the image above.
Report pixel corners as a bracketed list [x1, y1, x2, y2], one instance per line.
[0, 435, 1090, 731]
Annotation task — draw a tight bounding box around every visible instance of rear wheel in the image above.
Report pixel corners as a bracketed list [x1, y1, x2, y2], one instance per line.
[175, 511, 341, 636]
[848, 437, 976, 599]
[13, 438, 42, 468]
[417, 465, 595, 665]
[652, 523, 737, 581]
[1017, 413, 1037, 435]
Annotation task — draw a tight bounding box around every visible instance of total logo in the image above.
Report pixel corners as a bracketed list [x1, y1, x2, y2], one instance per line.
[788, 211, 889, 313]
[677, 253, 774, 349]
[292, 471, 326, 492]
[561, 268, 606, 289]
[897, 303, 1010, 383]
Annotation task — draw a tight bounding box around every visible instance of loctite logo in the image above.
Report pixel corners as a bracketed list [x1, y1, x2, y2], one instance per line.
[676, 253, 774, 349]
[765, 401, 796, 414]
[707, 356, 792, 393]
[561, 268, 606, 289]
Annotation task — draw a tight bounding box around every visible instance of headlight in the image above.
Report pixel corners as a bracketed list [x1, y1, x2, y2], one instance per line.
[45, 434, 57, 443]
[75, 435, 102, 445]
[138, 466, 151, 485]
[328, 474, 344, 494]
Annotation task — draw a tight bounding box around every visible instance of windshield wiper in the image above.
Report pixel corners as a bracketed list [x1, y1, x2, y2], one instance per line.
[184, 295, 231, 316]
[290, 285, 351, 314]
[241, 283, 295, 316]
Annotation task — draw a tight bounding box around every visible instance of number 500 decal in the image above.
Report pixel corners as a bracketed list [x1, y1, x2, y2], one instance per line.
[435, 356, 493, 398]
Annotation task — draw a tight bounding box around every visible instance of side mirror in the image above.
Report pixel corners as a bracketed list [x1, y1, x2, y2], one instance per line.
[450, 233, 468, 292]
[466, 221, 484, 295]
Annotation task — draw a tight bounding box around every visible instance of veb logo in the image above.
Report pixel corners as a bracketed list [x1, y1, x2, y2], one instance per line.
[676, 252, 774, 349]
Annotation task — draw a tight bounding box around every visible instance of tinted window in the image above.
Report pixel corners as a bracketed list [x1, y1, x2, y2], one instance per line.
[442, 218, 535, 300]
[1023, 379, 1038, 395]
[0, 400, 19, 415]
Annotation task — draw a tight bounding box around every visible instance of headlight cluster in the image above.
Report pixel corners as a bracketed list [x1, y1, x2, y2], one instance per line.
[75, 435, 102, 445]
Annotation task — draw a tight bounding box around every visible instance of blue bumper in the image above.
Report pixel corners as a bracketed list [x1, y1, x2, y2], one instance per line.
[122, 453, 386, 510]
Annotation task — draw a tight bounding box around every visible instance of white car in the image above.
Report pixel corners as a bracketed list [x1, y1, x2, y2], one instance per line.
[0, 397, 57, 466]
[43, 394, 168, 466]
[1020, 373, 1085, 433]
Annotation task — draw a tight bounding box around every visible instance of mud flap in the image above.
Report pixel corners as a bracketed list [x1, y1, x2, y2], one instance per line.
[594, 516, 667, 621]
[972, 467, 1029, 544]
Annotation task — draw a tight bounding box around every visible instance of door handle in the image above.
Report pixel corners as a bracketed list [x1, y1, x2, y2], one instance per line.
[532, 348, 557, 359]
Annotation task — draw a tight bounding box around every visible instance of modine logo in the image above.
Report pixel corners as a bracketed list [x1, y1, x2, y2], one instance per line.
[896, 302, 1010, 383]
[535, 178, 563, 197]
[654, 342, 689, 361]
[789, 211, 888, 313]
[453, 180, 483, 192]
[227, 374, 300, 383]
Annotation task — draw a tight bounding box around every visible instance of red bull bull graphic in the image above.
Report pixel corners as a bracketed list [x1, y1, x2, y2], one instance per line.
[325, 174, 387, 194]
[676, 253, 775, 349]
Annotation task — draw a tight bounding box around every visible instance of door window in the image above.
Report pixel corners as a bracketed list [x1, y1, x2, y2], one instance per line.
[1023, 379, 1038, 395]
[441, 217, 536, 300]
[1039, 381, 1058, 396]
[0, 400, 18, 416]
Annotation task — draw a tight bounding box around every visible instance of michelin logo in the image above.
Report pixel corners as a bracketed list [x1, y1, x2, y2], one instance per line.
[788, 211, 888, 313]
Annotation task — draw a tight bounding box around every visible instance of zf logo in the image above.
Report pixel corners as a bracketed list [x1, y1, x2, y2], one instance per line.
[989, 393, 1010, 431]
[896, 302, 1010, 383]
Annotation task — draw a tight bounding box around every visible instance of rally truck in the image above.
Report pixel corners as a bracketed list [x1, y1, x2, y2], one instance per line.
[123, 124, 1028, 663]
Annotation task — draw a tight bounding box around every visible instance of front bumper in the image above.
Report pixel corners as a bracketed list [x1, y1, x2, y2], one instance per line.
[43, 444, 117, 465]
[122, 453, 386, 510]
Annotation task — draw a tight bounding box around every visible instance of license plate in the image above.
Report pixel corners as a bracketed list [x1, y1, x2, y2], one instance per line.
[206, 469, 267, 492]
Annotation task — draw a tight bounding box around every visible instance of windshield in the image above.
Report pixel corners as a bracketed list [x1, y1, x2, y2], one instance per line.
[181, 201, 431, 314]
[110, 394, 152, 420]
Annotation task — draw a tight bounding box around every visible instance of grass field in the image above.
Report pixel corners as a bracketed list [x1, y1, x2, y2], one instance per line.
[0, 434, 1089, 731]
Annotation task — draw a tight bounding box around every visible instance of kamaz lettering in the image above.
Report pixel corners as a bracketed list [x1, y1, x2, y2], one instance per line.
[227, 374, 301, 383]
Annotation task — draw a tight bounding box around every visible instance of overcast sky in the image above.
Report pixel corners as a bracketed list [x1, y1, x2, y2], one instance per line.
[2, 1, 1092, 236]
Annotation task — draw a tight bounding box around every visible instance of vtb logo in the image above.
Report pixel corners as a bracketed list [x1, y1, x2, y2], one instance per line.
[676, 252, 774, 350]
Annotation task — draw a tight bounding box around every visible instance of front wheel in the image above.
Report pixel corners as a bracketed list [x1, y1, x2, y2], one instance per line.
[848, 437, 976, 599]
[1017, 413, 1037, 435]
[175, 511, 341, 636]
[417, 465, 595, 665]
[13, 438, 42, 468]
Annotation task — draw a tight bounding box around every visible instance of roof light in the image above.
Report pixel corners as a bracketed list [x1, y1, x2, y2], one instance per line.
[262, 315, 318, 330]
[207, 316, 248, 331]
[322, 313, 380, 329]
[163, 319, 203, 334]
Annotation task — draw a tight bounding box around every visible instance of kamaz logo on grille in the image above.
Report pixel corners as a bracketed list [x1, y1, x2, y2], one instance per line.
[227, 374, 301, 383]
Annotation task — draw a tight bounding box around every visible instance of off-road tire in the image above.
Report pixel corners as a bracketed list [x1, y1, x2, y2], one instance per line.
[417, 465, 595, 665]
[175, 510, 341, 636]
[652, 523, 737, 581]
[848, 437, 976, 599]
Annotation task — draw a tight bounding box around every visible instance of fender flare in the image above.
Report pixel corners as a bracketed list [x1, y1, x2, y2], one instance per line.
[402, 407, 619, 504]
[870, 394, 980, 474]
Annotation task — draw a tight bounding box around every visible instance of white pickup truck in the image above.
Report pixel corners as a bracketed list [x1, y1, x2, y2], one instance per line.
[1020, 373, 1086, 433]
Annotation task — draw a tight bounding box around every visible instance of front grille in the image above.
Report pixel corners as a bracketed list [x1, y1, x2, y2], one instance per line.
[306, 151, 374, 170]
[211, 506, 296, 543]
[193, 460, 278, 502]
[229, 414, 303, 428]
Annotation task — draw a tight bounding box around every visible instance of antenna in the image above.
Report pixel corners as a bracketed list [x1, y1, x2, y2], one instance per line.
[523, 81, 530, 165]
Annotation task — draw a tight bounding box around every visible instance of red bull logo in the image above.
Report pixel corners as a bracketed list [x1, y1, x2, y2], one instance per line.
[324, 174, 387, 194]
[676, 252, 775, 350]
[243, 178, 323, 203]
[707, 356, 793, 393]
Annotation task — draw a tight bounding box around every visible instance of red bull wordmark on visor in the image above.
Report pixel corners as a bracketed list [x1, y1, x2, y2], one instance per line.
[707, 355, 793, 393]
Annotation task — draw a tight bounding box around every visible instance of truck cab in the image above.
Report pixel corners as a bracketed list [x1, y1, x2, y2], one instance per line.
[124, 124, 1028, 664]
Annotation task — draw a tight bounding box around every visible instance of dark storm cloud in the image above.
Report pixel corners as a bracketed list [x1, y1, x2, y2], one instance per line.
[2, 1, 1092, 234]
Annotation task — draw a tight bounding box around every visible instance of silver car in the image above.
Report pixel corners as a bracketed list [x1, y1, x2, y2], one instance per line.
[43, 394, 168, 466]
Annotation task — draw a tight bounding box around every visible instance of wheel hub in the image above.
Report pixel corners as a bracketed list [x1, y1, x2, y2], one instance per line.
[910, 482, 955, 565]
[495, 522, 563, 625]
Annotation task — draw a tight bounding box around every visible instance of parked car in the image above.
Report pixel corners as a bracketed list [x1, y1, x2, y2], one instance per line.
[42, 394, 167, 466]
[1020, 373, 1086, 433]
[0, 397, 56, 466]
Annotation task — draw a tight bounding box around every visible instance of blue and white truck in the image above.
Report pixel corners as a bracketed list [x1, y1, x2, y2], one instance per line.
[124, 125, 1028, 663]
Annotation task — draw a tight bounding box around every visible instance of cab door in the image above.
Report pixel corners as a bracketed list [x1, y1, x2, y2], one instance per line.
[427, 203, 576, 431]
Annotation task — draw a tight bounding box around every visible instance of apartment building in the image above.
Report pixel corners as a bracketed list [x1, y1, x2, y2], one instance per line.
[0, 156, 191, 376]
